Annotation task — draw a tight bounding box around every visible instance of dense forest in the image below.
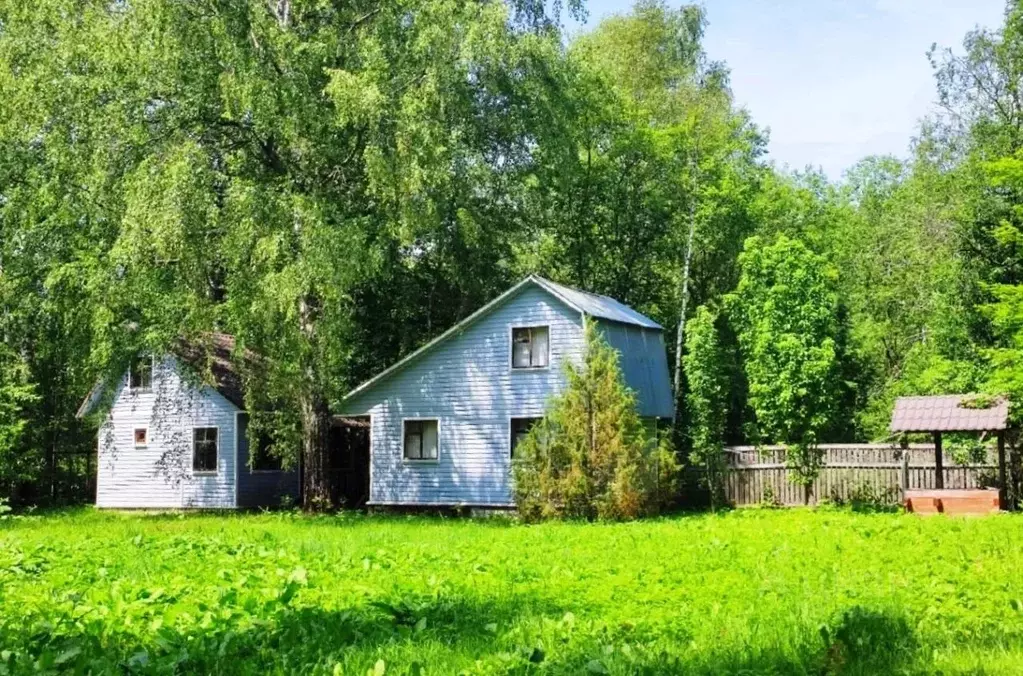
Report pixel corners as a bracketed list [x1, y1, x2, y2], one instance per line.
[2, 0, 1023, 506]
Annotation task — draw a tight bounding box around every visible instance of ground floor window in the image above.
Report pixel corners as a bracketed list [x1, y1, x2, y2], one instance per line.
[193, 427, 218, 473]
[510, 417, 541, 459]
[403, 419, 439, 461]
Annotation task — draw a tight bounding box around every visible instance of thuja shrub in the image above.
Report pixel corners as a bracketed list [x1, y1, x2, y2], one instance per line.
[513, 321, 679, 521]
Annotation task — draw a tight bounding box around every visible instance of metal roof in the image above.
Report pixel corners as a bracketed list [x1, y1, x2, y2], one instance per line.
[531, 276, 662, 329]
[889, 395, 1010, 432]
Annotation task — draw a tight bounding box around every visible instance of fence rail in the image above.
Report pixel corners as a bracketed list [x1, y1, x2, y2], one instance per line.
[722, 444, 998, 506]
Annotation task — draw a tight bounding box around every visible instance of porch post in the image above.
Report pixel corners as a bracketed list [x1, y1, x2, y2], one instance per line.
[934, 431, 944, 490]
[998, 430, 1007, 510]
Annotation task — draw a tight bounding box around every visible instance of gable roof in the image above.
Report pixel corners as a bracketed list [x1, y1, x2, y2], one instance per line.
[343, 275, 662, 402]
[76, 332, 248, 419]
[889, 395, 1010, 432]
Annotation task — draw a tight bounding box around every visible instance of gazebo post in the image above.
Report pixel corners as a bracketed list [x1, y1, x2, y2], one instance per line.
[934, 431, 944, 490]
[997, 430, 1007, 510]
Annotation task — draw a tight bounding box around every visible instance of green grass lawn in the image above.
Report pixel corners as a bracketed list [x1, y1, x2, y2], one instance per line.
[2, 509, 1023, 675]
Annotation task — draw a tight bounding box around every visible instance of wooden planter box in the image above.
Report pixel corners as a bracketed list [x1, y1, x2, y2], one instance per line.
[904, 489, 1001, 515]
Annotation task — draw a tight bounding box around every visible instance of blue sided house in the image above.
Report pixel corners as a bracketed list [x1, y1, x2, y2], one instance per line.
[76, 334, 300, 509]
[339, 275, 673, 509]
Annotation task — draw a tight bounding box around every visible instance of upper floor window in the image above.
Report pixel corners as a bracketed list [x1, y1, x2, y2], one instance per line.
[511, 326, 549, 369]
[129, 356, 153, 391]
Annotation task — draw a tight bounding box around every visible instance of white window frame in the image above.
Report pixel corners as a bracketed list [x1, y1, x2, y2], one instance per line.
[509, 325, 550, 371]
[402, 418, 440, 464]
[128, 356, 155, 392]
[133, 427, 148, 448]
[509, 416, 542, 460]
[192, 425, 220, 475]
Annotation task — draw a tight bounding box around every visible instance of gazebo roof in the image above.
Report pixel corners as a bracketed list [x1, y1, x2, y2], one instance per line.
[890, 395, 1010, 433]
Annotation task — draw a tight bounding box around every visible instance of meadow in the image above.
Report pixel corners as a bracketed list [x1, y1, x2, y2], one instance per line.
[2, 509, 1023, 675]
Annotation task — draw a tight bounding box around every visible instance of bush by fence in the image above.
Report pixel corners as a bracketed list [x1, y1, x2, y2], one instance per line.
[721, 444, 998, 507]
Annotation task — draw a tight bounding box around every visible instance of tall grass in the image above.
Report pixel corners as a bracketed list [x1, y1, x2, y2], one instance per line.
[2, 508, 1022, 674]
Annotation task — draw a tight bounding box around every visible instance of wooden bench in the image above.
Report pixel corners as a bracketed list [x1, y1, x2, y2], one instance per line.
[904, 489, 1000, 515]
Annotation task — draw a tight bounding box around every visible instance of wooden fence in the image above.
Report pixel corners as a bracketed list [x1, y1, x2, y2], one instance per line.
[722, 444, 998, 506]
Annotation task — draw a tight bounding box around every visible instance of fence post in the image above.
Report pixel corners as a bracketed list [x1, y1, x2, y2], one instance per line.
[900, 449, 910, 504]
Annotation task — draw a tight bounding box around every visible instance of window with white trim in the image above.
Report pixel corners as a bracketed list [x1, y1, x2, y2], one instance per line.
[510, 417, 541, 459]
[129, 356, 153, 391]
[133, 428, 148, 447]
[511, 326, 549, 369]
[193, 427, 218, 473]
[403, 420, 438, 461]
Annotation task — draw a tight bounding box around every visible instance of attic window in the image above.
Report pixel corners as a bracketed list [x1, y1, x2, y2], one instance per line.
[133, 428, 148, 447]
[129, 356, 153, 391]
[511, 326, 549, 369]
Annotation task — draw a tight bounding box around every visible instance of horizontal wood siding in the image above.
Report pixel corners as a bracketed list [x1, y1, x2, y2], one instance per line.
[235, 413, 300, 508]
[597, 322, 674, 418]
[722, 444, 999, 506]
[96, 357, 238, 509]
[342, 285, 585, 506]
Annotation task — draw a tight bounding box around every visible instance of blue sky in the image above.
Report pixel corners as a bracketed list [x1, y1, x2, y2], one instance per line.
[570, 0, 1006, 179]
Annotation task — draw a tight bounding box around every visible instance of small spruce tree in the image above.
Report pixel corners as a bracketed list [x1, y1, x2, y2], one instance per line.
[512, 320, 679, 521]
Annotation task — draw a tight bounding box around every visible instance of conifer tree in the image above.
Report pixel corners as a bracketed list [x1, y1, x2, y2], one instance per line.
[513, 320, 679, 520]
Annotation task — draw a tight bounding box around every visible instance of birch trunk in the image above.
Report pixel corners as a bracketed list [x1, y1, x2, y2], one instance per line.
[672, 155, 698, 419]
[298, 293, 331, 510]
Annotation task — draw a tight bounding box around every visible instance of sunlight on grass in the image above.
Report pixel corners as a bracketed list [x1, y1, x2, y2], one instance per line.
[2, 509, 1023, 674]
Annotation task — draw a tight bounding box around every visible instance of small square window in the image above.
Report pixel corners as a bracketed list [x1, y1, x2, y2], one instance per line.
[133, 428, 148, 447]
[403, 420, 439, 461]
[510, 417, 541, 459]
[193, 427, 218, 473]
[511, 326, 549, 369]
[129, 356, 153, 391]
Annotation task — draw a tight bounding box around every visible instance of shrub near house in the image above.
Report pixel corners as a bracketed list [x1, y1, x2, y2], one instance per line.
[513, 321, 679, 521]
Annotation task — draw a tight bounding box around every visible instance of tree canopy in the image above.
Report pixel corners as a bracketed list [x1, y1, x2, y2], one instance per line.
[4, 0, 1023, 508]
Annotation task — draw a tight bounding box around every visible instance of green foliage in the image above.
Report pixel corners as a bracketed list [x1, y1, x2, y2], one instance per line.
[682, 305, 728, 507]
[959, 393, 1000, 410]
[727, 235, 842, 495]
[0, 347, 39, 495]
[945, 435, 990, 466]
[513, 321, 678, 521]
[3, 510, 1023, 673]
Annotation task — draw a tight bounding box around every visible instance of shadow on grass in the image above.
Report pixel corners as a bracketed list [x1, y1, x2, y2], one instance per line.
[542, 605, 920, 676]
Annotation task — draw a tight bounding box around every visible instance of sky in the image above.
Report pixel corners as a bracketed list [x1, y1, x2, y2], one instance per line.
[570, 0, 1007, 180]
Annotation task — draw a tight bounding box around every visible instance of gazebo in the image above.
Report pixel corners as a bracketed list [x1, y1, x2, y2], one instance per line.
[890, 395, 1010, 513]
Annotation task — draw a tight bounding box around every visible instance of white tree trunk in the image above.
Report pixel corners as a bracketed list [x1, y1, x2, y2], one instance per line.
[673, 154, 698, 419]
